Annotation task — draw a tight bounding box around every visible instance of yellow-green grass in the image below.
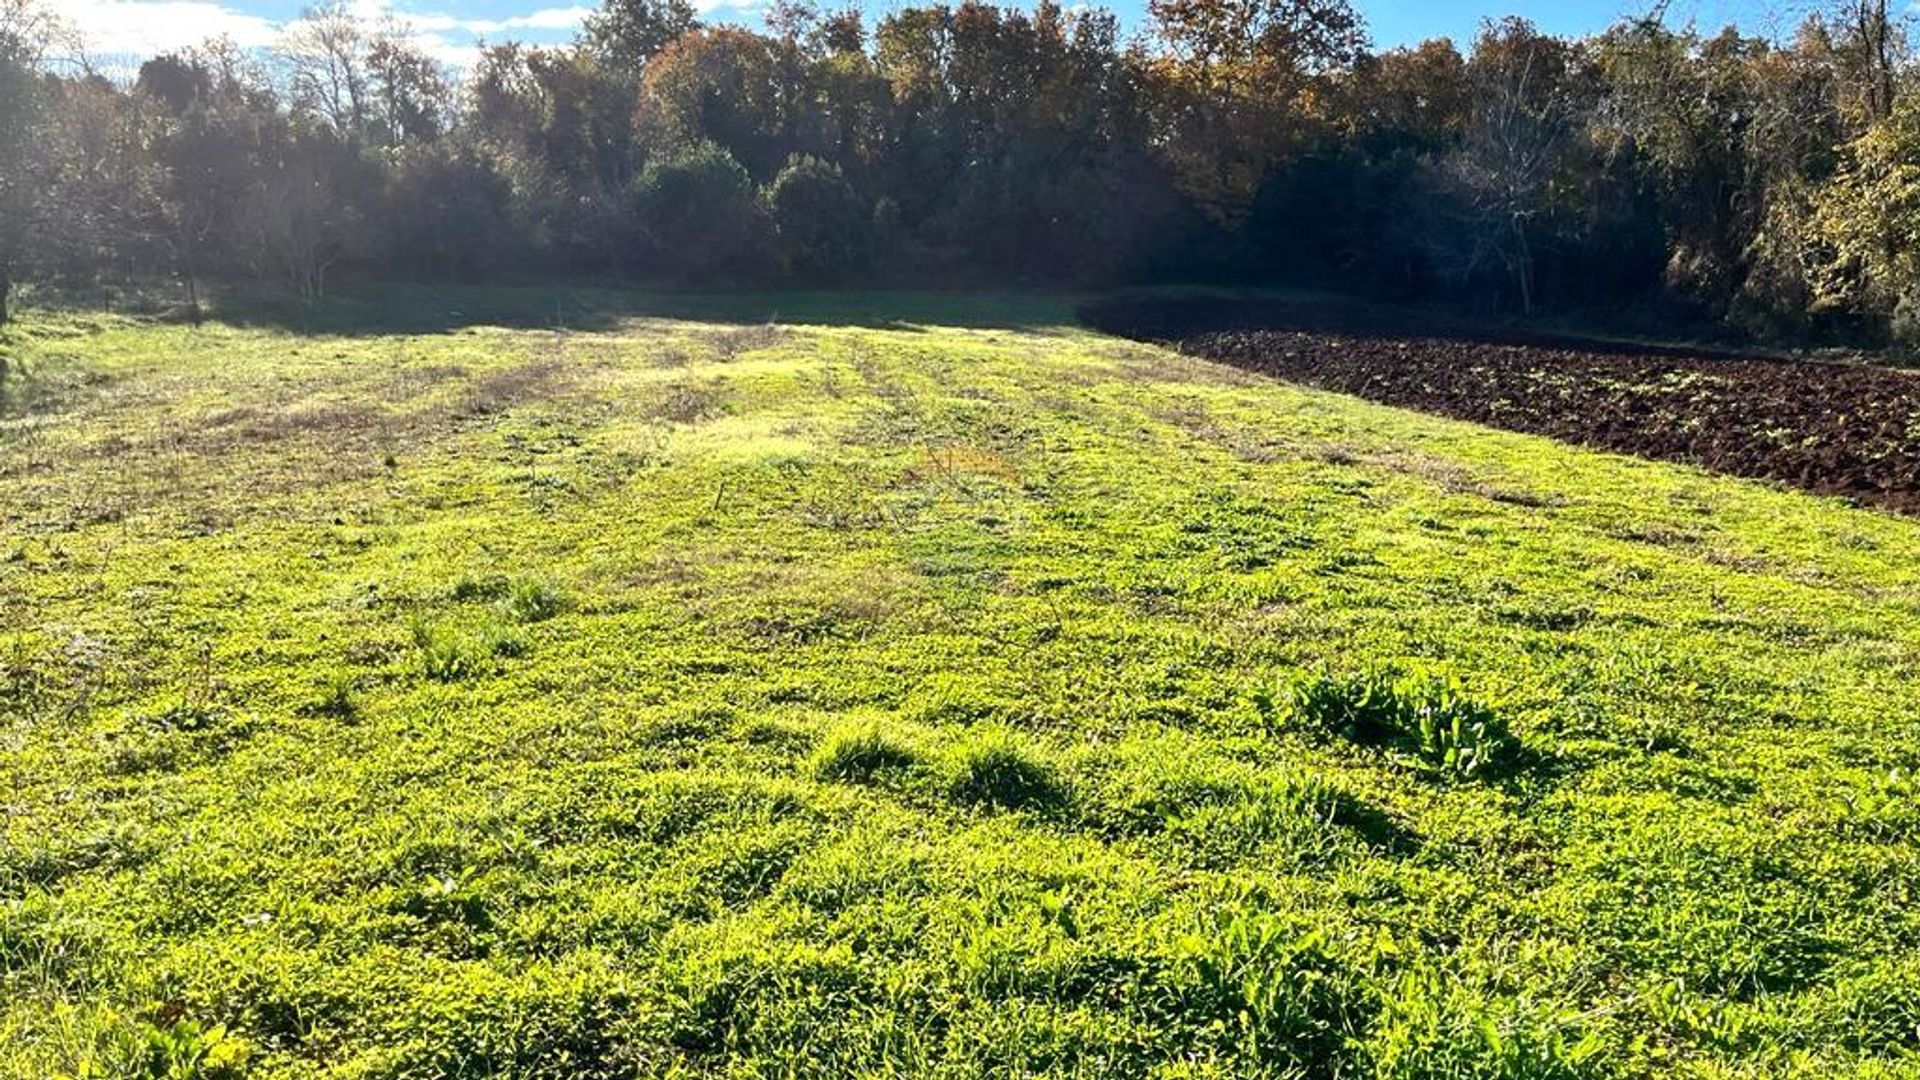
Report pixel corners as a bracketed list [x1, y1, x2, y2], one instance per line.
[3, 288, 1918, 1078]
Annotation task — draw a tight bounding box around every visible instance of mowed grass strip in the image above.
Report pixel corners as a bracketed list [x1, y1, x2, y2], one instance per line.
[2, 290, 1919, 1079]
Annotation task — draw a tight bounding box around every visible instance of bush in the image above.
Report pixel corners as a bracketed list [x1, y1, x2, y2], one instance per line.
[384, 148, 523, 277]
[629, 141, 763, 282]
[763, 155, 869, 282]
[1808, 98, 1920, 348]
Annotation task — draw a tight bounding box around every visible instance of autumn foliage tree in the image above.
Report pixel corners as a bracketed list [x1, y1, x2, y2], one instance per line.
[1143, 0, 1368, 222]
[1416, 19, 1594, 313]
[1810, 96, 1920, 341]
[0, 0, 58, 322]
[0, 0, 1916, 342]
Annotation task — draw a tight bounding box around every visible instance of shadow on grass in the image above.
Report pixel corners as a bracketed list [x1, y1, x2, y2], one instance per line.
[1079, 287, 1770, 362]
[195, 282, 1087, 338]
[1322, 786, 1422, 855]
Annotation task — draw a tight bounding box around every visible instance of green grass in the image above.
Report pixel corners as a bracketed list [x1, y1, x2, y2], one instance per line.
[3, 288, 1920, 1078]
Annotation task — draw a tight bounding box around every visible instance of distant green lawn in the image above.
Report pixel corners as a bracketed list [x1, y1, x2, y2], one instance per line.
[3, 289, 1918, 1079]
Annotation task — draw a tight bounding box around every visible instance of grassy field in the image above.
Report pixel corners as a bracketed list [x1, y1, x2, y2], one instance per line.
[3, 288, 1919, 1079]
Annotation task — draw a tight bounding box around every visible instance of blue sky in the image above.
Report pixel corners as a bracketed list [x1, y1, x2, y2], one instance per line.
[54, 0, 1816, 68]
[1369, 0, 1810, 46]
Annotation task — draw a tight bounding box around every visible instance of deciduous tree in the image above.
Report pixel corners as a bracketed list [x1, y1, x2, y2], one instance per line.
[1143, 0, 1368, 222]
[0, 0, 58, 322]
[584, 0, 698, 83]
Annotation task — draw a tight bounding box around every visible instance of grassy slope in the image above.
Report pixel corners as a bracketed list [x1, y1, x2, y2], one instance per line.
[3, 289, 1919, 1079]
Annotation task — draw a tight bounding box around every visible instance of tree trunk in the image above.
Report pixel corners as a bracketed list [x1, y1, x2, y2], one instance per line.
[1513, 216, 1535, 317]
[0, 266, 12, 326]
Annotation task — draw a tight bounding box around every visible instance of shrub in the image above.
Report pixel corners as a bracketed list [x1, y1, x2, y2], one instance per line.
[629, 141, 762, 281]
[384, 147, 523, 277]
[870, 196, 903, 268]
[763, 155, 869, 282]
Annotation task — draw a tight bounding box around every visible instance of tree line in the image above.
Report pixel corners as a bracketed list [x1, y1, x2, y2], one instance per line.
[2, 0, 1919, 344]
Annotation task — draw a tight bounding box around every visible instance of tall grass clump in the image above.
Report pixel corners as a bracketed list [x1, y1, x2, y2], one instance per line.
[501, 577, 568, 624]
[299, 670, 359, 721]
[450, 572, 568, 623]
[411, 615, 526, 682]
[1282, 668, 1516, 780]
[1174, 907, 1373, 1072]
[811, 722, 922, 784]
[948, 729, 1066, 811]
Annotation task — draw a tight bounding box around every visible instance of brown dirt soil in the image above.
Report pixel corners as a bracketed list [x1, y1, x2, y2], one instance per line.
[1081, 296, 1920, 514]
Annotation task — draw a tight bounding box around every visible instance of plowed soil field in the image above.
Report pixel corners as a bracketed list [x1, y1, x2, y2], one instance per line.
[1083, 295, 1920, 513]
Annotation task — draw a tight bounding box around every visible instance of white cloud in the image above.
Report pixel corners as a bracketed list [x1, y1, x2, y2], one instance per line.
[56, 0, 598, 67]
[385, 27, 484, 67]
[484, 5, 594, 31]
[370, 3, 593, 66]
[57, 0, 279, 57]
[366, 3, 594, 37]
